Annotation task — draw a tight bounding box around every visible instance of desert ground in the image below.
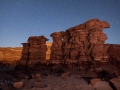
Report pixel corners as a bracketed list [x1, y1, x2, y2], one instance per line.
[0, 63, 120, 90]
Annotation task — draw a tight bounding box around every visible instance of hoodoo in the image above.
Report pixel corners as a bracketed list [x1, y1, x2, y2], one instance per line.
[17, 18, 120, 70]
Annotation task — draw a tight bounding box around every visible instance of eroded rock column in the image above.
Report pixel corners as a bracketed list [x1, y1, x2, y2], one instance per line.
[50, 32, 63, 64]
[19, 43, 29, 66]
[27, 36, 48, 67]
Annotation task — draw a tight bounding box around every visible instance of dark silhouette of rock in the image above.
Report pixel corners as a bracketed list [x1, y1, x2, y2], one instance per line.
[18, 43, 29, 66]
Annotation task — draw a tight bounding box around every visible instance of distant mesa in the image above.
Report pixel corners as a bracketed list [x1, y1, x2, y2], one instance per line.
[0, 47, 22, 63]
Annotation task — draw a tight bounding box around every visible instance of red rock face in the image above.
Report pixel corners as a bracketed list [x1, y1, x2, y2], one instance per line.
[18, 18, 120, 68]
[59, 18, 111, 66]
[108, 44, 120, 62]
[50, 32, 63, 64]
[49, 19, 120, 66]
[18, 43, 29, 66]
[18, 36, 48, 68]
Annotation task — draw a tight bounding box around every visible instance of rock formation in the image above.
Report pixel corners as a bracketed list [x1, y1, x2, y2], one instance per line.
[50, 32, 63, 64]
[27, 36, 48, 67]
[46, 42, 52, 60]
[18, 43, 29, 66]
[55, 18, 110, 67]
[17, 18, 120, 70]
[17, 35, 48, 68]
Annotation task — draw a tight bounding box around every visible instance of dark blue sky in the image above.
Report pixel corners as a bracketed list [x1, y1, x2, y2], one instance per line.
[0, 0, 120, 47]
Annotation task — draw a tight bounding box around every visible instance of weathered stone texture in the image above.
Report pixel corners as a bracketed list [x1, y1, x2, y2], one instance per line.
[17, 18, 120, 69]
[57, 18, 111, 66]
[28, 36, 48, 67]
[18, 43, 29, 66]
[19, 35, 48, 68]
[108, 44, 120, 62]
[49, 18, 120, 67]
[50, 32, 63, 64]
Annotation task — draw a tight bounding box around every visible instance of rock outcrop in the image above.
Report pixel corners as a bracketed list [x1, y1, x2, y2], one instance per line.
[49, 18, 111, 67]
[17, 36, 48, 68]
[48, 18, 120, 69]
[13, 81, 24, 89]
[27, 36, 48, 67]
[108, 44, 120, 62]
[50, 32, 64, 64]
[17, 18, 120, 70]
[110, 78, 120, 90]
[18, 43, 29, 66]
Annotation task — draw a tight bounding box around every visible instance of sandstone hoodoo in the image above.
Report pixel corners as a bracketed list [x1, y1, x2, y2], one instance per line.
[50, 32, 64, 64]
[17, 18, 120, 70]
[27, 36, 48, 67]
[17, 35, 48, 69]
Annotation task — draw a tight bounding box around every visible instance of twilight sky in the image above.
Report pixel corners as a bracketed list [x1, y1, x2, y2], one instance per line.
[0, 0, 120, 47]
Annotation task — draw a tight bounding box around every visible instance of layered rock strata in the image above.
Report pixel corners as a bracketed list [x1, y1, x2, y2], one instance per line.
[27, 36, 48, 67]
[50, 32, 63, 64]
[51, 19, 110, 64]
[18, 36, 48, 68]
[17, 18, 120, 69]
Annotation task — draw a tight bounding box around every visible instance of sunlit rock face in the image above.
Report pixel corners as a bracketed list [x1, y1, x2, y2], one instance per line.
[46, 42, 52, 60]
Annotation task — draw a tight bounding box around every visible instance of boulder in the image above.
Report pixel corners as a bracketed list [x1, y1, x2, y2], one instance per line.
[13, 81, 24, 89]
[61, 71, 70, 78]
[90, 78, 100, 86]
[36, 73, 41, 79]
[110, 78, 120, 90]
[93, 81, 113, 90]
